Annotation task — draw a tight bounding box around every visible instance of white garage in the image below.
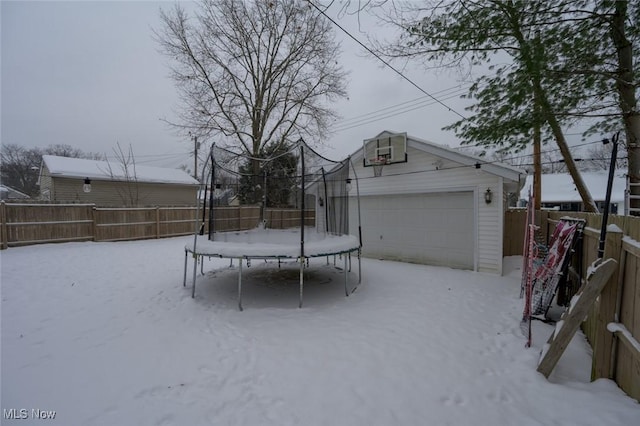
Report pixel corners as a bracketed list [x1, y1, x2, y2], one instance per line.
[343, 131, 524, 275]
[358, 191, 475, 269]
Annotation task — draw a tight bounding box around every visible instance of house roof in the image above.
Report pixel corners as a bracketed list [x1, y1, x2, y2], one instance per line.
[350, 130, 525, 183]
[519, 171, 626, 203]
[0, 185, 30, 199]
[42, 155, 199, 186]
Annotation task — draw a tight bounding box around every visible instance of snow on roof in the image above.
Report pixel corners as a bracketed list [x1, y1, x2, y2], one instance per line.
[520, 171, 626, 202]
[350, 130, 525, 182]
[42, 155, 199, 186]
[0, 185, 30, 199]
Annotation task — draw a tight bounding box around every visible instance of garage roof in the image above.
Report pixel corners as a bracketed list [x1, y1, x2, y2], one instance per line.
[351, 130, 525, 183]
[42, 155, 199, 186]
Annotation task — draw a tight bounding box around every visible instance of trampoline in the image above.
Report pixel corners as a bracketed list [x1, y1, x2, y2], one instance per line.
[183, 138, 362, 310]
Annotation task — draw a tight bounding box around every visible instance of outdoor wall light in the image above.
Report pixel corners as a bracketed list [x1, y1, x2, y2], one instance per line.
[214, 183, 222, 196]
[345, 178, 352, 193]
[83, 177, 92, 193]
[485, 188, 493, 204]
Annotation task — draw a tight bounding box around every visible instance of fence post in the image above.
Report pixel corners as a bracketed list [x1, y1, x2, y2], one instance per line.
[591, 226, 623, 380]
[538, 210, 550, 243]
[0, 201, 7, 250]
[156, 206, 160, 239]
[91, 206, 98, 242]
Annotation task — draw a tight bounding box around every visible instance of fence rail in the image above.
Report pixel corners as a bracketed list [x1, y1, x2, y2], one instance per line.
[504, 209, 640, 401]
[0, 202, 315, 248]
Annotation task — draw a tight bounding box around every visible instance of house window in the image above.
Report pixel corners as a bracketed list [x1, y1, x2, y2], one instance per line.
[596, 201, 618, 214]
[560, 202, 581, 211]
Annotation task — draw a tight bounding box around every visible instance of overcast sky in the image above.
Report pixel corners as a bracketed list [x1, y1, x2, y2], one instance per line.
[2, 1, 473, 170]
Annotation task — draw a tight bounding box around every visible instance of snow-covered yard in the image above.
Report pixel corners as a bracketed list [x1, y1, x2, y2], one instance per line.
[1, 236, 638, 425]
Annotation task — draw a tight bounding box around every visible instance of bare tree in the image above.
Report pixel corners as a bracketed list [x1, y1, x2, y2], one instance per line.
[45, 144, 105, 160]
[1, 144, 104, 196]
[541, 150, 568, 174]
[0, 144, 42, 196]
[103, 143, 140, 207]
[155, 0, 348, 166]
[584, 140, 628, 172]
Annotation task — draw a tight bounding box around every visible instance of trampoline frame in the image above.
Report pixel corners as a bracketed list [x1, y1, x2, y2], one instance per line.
[183, 239, 361, 310]
[184, 139, 363, 310]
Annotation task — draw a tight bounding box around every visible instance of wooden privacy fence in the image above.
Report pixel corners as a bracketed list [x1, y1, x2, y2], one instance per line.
[505, 209, 640, 401]
[0, 202, 315, 248]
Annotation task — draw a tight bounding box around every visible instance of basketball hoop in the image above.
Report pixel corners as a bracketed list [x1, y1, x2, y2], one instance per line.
[370, 157, 387, 177]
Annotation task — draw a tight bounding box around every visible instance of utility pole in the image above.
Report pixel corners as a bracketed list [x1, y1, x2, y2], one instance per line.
[190, 133, 199, 181]
[533, 94, 541, 211]
[532, 31, 542, 211]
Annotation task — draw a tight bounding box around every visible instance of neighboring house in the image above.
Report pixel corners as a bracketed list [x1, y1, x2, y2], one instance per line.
[519, 172, 626, 215]
[0, 185, 30, 201]
[198, 188, 236, 206]
[333, 130, 524, 275]
[39, 155, 199, 206]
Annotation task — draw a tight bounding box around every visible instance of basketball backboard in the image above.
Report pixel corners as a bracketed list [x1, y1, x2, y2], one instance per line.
[363, 132, 408, 167]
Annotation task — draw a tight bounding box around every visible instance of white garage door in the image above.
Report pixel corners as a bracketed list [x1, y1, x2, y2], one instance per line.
[356, 192, 475, 269]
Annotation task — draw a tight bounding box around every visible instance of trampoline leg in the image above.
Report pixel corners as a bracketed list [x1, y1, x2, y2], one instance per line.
[348, 253, 352, 272]
[358, 250, 362, 284]
[238, 258, 243, 311]
[183, 250, 188, 287]
[200, 255, 205, 275]
[191, 254, 198, 298]
[299, 257, 304, 308]
[344, 254, 349, 296]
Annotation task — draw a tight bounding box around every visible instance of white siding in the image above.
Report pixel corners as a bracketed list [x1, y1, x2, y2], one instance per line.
[348, 145, 507, 274]
[355, 192, 475, 269]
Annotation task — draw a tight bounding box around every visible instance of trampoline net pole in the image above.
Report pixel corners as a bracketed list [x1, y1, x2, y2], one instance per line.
[209, 149, 216, 239]
[344, 254, 349, 296]
[299, 143, 305, 308]
[238, 258, 243, 311]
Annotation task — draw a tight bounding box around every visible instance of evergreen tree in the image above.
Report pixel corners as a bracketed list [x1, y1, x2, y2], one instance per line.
[238, 142, 297, 207]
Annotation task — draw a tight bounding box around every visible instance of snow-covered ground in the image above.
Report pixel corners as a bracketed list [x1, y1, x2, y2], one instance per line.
[1, 236, 638, 425]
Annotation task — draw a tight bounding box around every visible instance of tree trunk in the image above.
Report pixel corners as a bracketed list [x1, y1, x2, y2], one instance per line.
[537, 84, 599, 212]
[610, 1, 640, 215]
[507, 8, 599, 213]
[527, 75, 598, 212]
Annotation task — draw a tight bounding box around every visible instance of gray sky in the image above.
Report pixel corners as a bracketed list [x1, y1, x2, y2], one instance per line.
[1, 1, 471, 169]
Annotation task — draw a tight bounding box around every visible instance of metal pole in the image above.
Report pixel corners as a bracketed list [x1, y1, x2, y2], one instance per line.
[183, 250, 188, 287]
[193, 135, 198, 180]
[191, 254, 198, 298]
[597, 132, 619, 259]
[344, 253, 349, 296]
[209, 148, 216, 239]
[299, 257, 304, 308]
[238, 258, 243, 311]
[299, 142, 305, 308]
[349, 158, 363, 249]
[321, 168, 329, 234]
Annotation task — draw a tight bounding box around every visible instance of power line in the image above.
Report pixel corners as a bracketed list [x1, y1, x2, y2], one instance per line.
[495, 139, 611, 164]
[351, 138, 614, 182]
[333, 86, 465, 132]
[333, 84, 471, 127]
[308, 0, 467, 120]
